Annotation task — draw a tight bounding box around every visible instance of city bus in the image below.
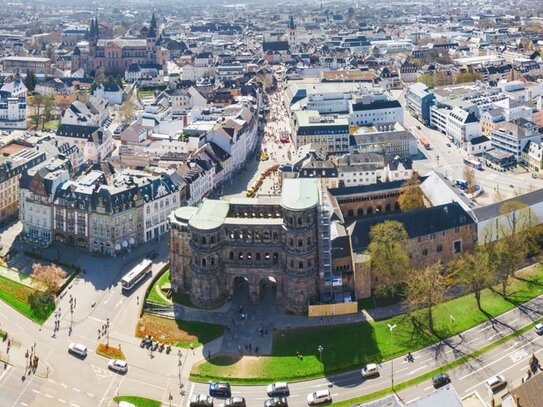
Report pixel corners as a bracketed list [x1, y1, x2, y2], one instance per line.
[121, 258, 152, 292]
[419, 137, 431, 150]
[463, 157, 483, 170]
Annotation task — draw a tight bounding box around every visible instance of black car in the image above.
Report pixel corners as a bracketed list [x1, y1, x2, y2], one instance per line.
[209, 382, 231, 398]
[225, 397, 246, 407]
[432, 373, 451, 389]
[264, 397, 288, 407]
[147, 250, 158, 260]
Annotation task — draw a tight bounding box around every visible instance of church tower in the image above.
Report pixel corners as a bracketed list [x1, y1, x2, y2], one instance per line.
[146, 13, 158, 62]
[287, 15, 298, 51]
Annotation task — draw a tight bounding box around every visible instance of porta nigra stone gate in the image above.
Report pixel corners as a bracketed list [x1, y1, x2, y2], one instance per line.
[169, 179, 320, 314]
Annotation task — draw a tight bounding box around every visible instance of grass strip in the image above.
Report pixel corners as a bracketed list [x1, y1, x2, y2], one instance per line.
[113, 395, 161, 407]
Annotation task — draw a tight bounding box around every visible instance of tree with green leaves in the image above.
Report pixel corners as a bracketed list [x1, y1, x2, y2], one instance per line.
[398, 174, 425, 212]
[368, 220, 410, 297]
[417, 73, 434, 89]
[404, 262, 447, 332]
[449, 246, 494, 310]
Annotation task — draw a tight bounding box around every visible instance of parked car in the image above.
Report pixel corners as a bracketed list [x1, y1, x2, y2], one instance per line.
[267, 382, 290, 397]
[68, 343, 87, 358]
[535, 323, 543, 335]
[190, 394, 214, 407]
[432, 373, 451, 389]
[108, 359, 128, 374]
[209, 382, 231, 398]
[225, 397, 246, 407]
[486, 375, 507, 392]
[361, 363, 379, 378]
[307, 390, 332, 406]
[264, 397, 288, 407]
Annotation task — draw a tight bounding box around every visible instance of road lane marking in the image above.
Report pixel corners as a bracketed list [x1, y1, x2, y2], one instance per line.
[86, 392, 95, 398]
[459, 336, 541, 380]
[32, 389, 40, 394]
[89, 317, 106, 323]
[408, 365, 428, 375]
[187, 383, 195, 405]
[0, 365, 10, 384]
[60, 383, 68, 388]
[58, 399, 66, 404]
[423, 385, 433, 391]
[45, 394, 53, 399]
[488, 332, 502, 341]
[20, 403, 28, 406]
[12, 372, 37, 407]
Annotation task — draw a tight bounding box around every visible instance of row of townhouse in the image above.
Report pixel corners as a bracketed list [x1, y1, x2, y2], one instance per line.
[176, 99, 260, 204]
[19, 160, 186, 255]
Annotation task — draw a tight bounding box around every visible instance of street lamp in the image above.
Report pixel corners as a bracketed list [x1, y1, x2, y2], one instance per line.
[317, 345, 323, 362]
[387, 323, 397, 391]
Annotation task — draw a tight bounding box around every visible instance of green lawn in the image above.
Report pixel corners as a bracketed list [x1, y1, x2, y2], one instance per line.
[0, 275, 53, 324]
[146, 269, 200, 308]
[147, 270, 171, 306]
[113, 395, 161, 407]
[190, 266, 543, 384]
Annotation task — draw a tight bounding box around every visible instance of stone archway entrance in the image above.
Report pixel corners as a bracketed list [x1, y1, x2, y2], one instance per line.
[233, 276, 251, 301]
[259, 276, 277, 303]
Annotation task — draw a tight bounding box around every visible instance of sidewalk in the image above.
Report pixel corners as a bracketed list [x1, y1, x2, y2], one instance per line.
[0, 338, 51, 379]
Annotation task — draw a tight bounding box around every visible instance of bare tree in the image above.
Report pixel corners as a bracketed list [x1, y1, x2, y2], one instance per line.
[489, 200, 537, 295]
[404, 262, 447, 332]
[462, 166, 476, 194]
[398, 174, 425, 212]
[32, 264, 66, 293]
[120, 100, 135, 123]
[449, 247, 494, 310]
[368, 220, 410, 297]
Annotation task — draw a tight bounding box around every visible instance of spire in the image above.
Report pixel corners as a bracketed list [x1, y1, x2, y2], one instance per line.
[288, 15, 295, 30]
[95, 17, 99, 38]
[151, 12, 157, 30]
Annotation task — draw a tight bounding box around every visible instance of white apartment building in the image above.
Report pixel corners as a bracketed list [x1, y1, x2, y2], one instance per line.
[56, 124, 114, 163]
[348, 93, 403, 126]
[490, 119, 541, 161]
[142, 176, 181, 242]
[19, 158, 71, 246]
[446, 107, 482, 147]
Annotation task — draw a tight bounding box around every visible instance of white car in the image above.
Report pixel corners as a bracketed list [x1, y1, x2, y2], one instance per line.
[267, 382, 290, 397]
[486, 375, 507, 392]
[535, 323, 543, 335]
[68, 343, 87, 358]
[361, 363, 379, 378]
[108, 359, 128, 374]
[307, 389, 332, 406]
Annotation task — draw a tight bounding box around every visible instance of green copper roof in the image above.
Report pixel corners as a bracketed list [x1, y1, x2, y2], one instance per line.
[188, 199, 230, 230]
[281, 178, 319, 211]
[171, 206, 199, 224]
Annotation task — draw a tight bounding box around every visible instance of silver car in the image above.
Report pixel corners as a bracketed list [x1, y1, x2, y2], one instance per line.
[108, 359, 128, 374]
[68, 343, 87, 358]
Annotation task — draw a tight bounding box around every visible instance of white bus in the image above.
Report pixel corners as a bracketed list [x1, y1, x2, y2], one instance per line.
[121, 259, 152, 292]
